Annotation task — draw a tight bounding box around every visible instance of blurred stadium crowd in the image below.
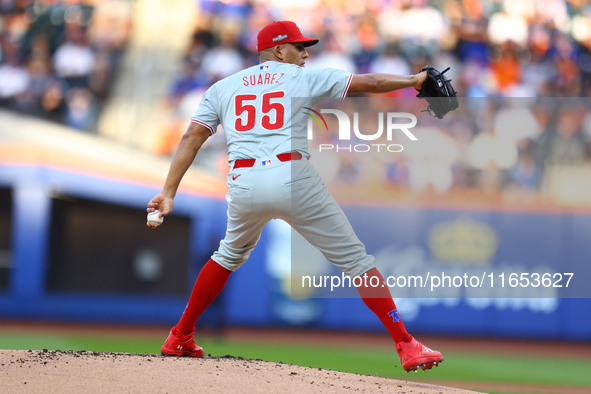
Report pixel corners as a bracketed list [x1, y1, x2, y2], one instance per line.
[170, 0, 591, 103]
[0, 0, 131, 131]
[305, 97, 591, 206]
[2, 0, 591, 204]
[167, 0, 591, 204]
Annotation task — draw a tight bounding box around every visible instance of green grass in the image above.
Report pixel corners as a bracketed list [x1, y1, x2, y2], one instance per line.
[1, 331, 590, 391]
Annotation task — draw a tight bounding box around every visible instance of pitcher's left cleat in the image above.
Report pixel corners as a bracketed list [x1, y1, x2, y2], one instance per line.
[161, 327, 204, 357]
[396, 336, 444, 372]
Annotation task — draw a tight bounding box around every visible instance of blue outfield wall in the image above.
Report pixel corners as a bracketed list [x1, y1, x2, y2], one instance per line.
[0, 164, 228, 325]
[1, 164, 590, 341]
[227, 204, 591, 341]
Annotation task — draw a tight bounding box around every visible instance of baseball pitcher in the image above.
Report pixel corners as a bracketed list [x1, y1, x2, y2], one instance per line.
[147, 21, 443, 372]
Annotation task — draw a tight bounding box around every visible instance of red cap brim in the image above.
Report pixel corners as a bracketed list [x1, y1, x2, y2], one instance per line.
[291, 38, 319, 47]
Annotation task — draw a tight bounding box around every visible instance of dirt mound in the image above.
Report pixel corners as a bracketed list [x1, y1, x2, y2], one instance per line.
[1, 349, 476, 393]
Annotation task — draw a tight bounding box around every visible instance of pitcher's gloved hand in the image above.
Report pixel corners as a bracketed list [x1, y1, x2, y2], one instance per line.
[415, 66, 459, 119]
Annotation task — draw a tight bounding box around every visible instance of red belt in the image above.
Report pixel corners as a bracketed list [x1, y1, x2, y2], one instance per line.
[234, 152, 302, 169]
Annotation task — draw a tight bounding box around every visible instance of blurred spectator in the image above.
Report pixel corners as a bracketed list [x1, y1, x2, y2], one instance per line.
[369, 43, 411, 75]
[53, 26, 95, 87]
[494, 101, 541, 146]
[64, 86, 97, 131]
[87, 0, 131, 53]
[545, 106, 586, 167]
[404, 127, 460, 194]
[336, 154, 360, 184]
[351, 13, 382, 74]
[306, 32, 356, 72]
[487, 8, 528, 47]
[378, 0, 446, 61]
[40, 78, 66, 123]
[452, 2, 488, 65]
[508, 148, 543, 192]
[0, 51, 29, 105]
[385, 156, 410, 187]
[489, 42, 522, 94]
[169, 61, 202, 107]
[200, 41, 244, 83]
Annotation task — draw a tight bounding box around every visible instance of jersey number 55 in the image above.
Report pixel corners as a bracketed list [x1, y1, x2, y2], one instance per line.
[235, 91, 285, 132]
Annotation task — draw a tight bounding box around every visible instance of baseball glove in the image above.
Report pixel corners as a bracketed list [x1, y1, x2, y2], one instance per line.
[416, 66, 458, 119]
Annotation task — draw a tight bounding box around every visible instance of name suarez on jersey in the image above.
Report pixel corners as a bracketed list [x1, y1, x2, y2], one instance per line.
[243, 72, 284, 86]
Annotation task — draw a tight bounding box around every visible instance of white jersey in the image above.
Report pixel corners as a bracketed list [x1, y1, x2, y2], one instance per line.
[194, 60, 373, 278]
[191, 61, 352, 163]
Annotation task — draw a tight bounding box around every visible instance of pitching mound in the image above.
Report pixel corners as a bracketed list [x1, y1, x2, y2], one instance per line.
[1, 349, 476, 393]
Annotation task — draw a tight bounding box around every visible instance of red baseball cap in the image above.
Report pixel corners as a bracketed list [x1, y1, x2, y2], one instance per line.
[256, 21, 319, 52]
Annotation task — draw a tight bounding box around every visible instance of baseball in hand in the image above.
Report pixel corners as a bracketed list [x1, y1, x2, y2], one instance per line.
[147, 210, 164, 227]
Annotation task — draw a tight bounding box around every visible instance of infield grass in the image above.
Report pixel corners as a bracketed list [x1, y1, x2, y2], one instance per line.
[1, 330, 590, 392]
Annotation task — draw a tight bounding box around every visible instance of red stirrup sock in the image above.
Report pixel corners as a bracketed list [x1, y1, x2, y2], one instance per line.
[175, 259, 232, 335]
[356, 268, 412, 344]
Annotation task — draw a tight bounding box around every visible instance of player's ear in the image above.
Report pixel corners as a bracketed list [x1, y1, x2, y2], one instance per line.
[273, 44, 285, 61]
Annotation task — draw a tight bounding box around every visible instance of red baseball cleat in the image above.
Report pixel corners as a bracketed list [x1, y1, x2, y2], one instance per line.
[161, 327, 205, 357]
[396, 336, 444, 372]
